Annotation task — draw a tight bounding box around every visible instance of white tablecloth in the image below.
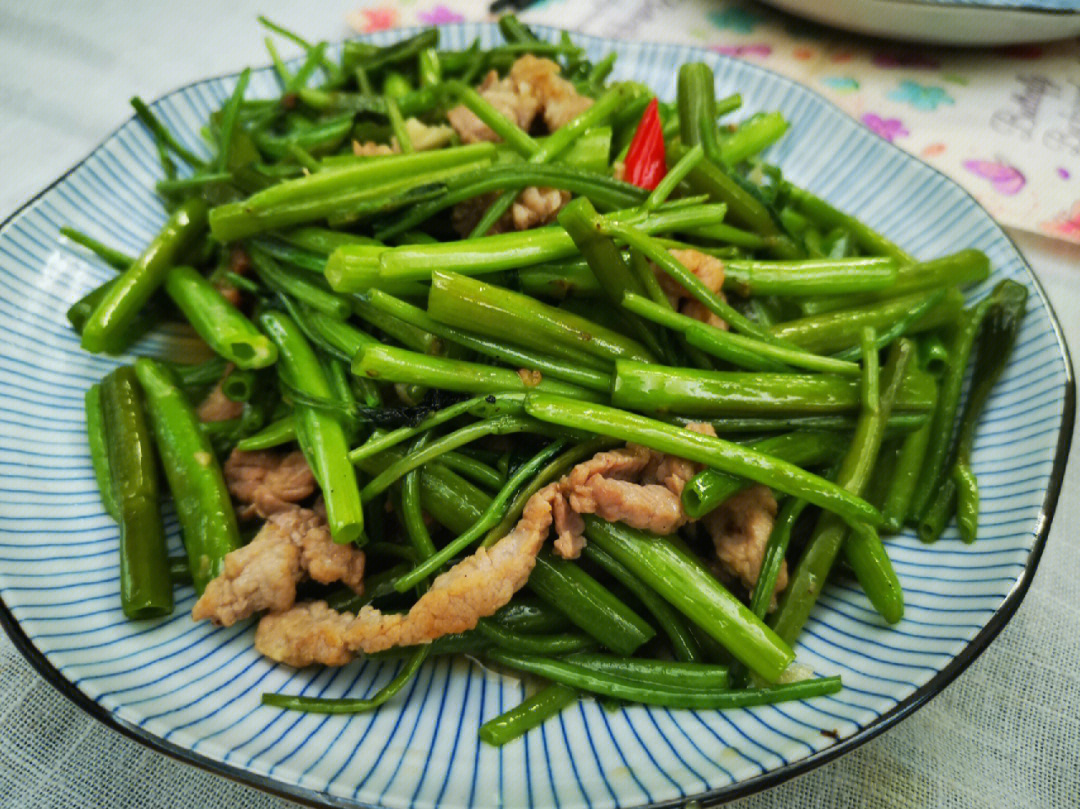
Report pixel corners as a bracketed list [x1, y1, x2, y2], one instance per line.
[1, 2, 1077, 807]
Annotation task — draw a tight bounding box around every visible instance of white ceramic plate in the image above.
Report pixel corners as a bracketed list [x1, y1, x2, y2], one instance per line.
[761, 0, 1080, 45]
[0, 23, 1073, 809]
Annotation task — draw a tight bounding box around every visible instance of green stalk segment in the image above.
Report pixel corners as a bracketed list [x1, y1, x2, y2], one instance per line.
[392, 440, 568, 591]
[84, 384, 120, 522]
[917, 280, 1028, 543]
[81, 198, 208, 354]
[612, 360, 935, 418]
[787, 184, 914, 264]
[324, 204, 729, 291]
[428, 271, 653, 365]
[357, 414, 543, 501]
[164, 266, 277, 368]
[682, 430, 848, 520]
[581, 517, 795, 682]
[134, 358, 242, 593]
[260, 311, 364, 544]
[478, 683, 577, 746]
[352, 343, 601, 401]
[769, 289, 964, 354]
[363, 290, 613, 392]
[799, 249, 990, 315]
[209, 144, 497, 240]
[263, 647, 429, 713]
[525, 394, 882, 528]
[100, 367, 172, 619]
[723, 256, 898, 297]
[490, 648, 839, 708]
[623, 293, 859, 376]
[528, 550, 655, 656]
[771, 340, 914, 642]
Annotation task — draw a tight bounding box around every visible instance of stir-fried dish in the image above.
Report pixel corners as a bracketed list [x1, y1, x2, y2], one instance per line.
[69, 16, 1027, 744]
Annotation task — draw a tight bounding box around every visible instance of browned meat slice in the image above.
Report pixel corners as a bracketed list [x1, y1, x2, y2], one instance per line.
[451, 186, 571, 237]
[251, 601, 356, 667]
[404, 119, 455, 151]
[224, 449, 317, 520]
[575, 477, 688, 535]
[544, 92, 594, 132]
[192, 508, 365, 627]
[450, 192, 501, 236]
[510, 54, 593, 131]
[549, 423, 716, 558]
[565, 444, 654, 491]
[447, 69, 541, 144]
[229, 247, 251, 276]
[446, 55, 592, 145]
[559, 441, 692, 541]
[214, 281, 243, 308]
[196, 378, 243, 423]
[643, 422, 716, 497]
[254, 483, 561, 666]
[551, 491, 585, 560]
[354, 118, 456, 155]
[511, 187, 571, 231]
[703, 485, 785, 598]
[479, 65, 542, 130]
[654, 249, 729, 330]
[352, 140, 397, 156]
[670, 248, 725, 296]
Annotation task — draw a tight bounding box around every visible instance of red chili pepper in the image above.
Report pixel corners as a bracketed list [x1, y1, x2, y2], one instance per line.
[624, 98, 667, 191]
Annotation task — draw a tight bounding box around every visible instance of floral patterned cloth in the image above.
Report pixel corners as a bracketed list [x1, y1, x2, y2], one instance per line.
[348, 0, 1080, 243]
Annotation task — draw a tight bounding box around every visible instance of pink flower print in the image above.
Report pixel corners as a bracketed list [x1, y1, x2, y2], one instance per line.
[963, 158, 1026, 196]
[1040, 201, 1080, 241]
[862, 114, 908, 142]
[419, 5, 465, 25]
[710, 43, 772, 59]
[347, 6, 398, 34]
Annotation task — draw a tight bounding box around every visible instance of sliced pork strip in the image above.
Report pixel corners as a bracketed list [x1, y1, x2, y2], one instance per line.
[254, 483, 560, 666]
[510, 187, 570, 231]
[445, 55, 589, 234]
[192, 508, 365, 627]
[196, 378, 244, 423]
[574, 477, 688, 536]
[224, 448, 317, 519]
[703, 485, 786, 598]
[252, 601, 356, 668]
[509, 54, 593, 131]
[653, 248, 729, 330]
[559, 433, 713, 543]
[562, 444, 654, 503]
[446, 69, 541, 144]
[446, 55, 592, 144]
[452, 186, 571, 237]
[644, 422, 716, 497]
[551, 489, 585, 560]
[352, 140, 397, 156]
